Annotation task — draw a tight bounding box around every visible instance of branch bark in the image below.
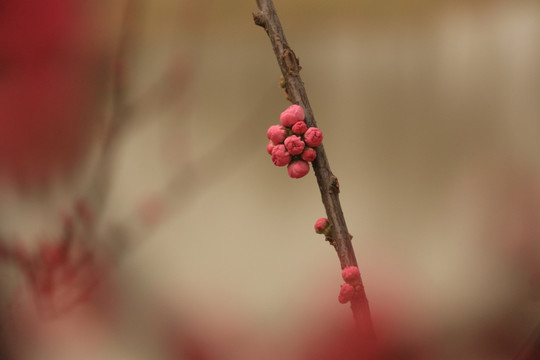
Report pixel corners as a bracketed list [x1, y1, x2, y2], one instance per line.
[253, 0, 375, 340]
[514, 320, 540, 360]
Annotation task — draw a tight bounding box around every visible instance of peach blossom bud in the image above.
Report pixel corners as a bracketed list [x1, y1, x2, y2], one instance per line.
[342, 266, 361, 285]
[301, 147, 316, 162]
[284, 135, 305, 155]
[267, 140, 275, 155]
[280, 104, 305, 127]
[267, 125, 287, 144]
[338, 283, 355, 304]
[314, 217, 330, 235]
[292, 121, 307, 135]
[287, 160, 310, 179]
[304, 127, 323, 147]
[271, 145, 291, 167]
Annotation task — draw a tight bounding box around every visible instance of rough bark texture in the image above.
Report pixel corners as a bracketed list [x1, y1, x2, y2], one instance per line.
[253, 0, 374, 340]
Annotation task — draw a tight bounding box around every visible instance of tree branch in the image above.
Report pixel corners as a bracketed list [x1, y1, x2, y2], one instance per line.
[253, 0, 375, 340]
[514, 320, 540, 360]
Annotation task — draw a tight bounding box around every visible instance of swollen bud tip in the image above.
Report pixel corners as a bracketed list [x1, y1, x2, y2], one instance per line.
[338, 283, 355, 304]
[287, 160, 310, 179]
[342, 266, 361, 285]
[280, 104, 305, 127]
[314, 217, 330, 235]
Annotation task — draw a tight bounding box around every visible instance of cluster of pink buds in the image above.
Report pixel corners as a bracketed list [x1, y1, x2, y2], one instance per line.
[266, 104, 323, 179]
[338, 266, 362, 304]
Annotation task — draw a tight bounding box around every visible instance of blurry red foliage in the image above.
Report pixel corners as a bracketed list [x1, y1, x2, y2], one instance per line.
[0, 0, 104, 185]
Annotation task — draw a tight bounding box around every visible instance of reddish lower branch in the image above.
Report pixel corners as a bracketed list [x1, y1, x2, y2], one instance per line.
[514, 321, 540, 360]
[253, 0, 375, 340]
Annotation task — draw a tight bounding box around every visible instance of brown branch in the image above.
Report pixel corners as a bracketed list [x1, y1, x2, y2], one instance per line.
[514, 320, 540, 360]
[90, 0, 203, 222]
[253, 0, 375, 340]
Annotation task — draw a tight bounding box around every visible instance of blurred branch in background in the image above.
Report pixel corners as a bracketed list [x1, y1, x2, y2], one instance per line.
[515, 320, 540, 360]
[94, 0, 207, 217]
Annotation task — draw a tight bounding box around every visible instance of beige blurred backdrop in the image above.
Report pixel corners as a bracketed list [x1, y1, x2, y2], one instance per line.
[94, 0, 540, 355]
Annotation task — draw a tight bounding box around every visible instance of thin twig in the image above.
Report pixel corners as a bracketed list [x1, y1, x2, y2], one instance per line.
[253, 0, 375, 339]
[91, 0, 203, 220]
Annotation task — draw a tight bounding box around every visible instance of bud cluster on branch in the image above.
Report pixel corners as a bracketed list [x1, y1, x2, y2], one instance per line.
[266, 104, 323, 179]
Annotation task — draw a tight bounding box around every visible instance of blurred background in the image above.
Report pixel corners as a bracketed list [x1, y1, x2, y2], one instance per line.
[0, 0, 539, 359]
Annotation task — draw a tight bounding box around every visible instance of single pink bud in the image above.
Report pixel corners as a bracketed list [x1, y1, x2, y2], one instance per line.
[292, 121, 307, 135]
[338, 283, 355, 304]
[314, 217, 330, 235]
[267, 140, 275, 155]
[304, 127, 323, 147]
[267, 125, 287, 144]
[280, 104, 305, 127]
[342, 266, 361, 285]
[271, 144, 291, 167]
[301, 147, 316, 162]
[284, 135, 305, 155]
[287, 160, 310, 178]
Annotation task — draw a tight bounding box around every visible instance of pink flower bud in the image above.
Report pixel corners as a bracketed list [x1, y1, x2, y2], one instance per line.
[271, 144, 291, 167]
[284, 135, 305, 155]
[287, 160, 310, 178]
[292, 121, 307, 135]
[301, 147, 316, 162]
[267, 125, 287, 144]
[280, 104, 305, 127]
[314, 217, 330, 235]
[304, 127, 323, 147]
[342, 266, 361, 285]
[267, 140, 275, 155]
[338, 283, 355, 304]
